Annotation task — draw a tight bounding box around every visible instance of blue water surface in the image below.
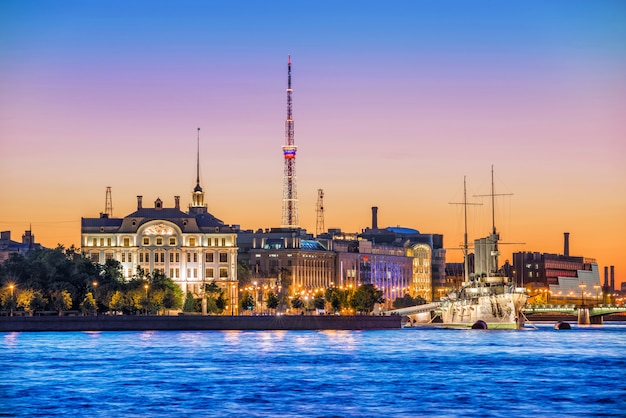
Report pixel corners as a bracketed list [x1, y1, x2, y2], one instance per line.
[1, 324, 625, 417]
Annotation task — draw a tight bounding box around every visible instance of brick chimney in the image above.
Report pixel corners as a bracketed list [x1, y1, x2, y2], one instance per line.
[174, 196, 180, 210]
[137, 196, 143, 210]
[372, 206, 378, 230]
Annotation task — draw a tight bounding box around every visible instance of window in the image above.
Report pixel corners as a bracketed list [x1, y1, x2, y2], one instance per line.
[205, 253, 214, 263]
[156, 237, 163, 246]
[170, 253, 174, 263]
[139, 253, 144, 263]
[170, 268, 173, 278]
[107, 238, 112, 246]
[128, 253, 132, 263]
[143, 237, 150, 246]
[169, 237, 176, 246]
[187, 253, 191, 263]
[100, 238, 104, 246]
[122, 253, 126, 263]
[193, 253, 198, 263]
[219, 268, 228, 278]
[175, 268, 179, 278]
[175, 253, 179, 263]
[124, 237, 130, 247]
[127, 268, 132, 277]
[219, 253, 228, 263]
[189, 237, 196, 246]
[193, 268, 197, 278]
[207, 238, 213, 246]
[92, 238, 97, 246]
[222, 238, 226, 246]
[205, 268, 214, 278]
[90, 253, 99, 263]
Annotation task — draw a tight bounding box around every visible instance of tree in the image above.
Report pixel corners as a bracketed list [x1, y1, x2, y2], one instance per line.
[183, 291, 196, 312]
[290, 295, 305, 313]
[266, 291, 279, 314]
[392, 293, 427, 309]
[313, 294, 326, 311]
[50, 290, 72, 316]
[80, 292, 97, 316]
[240, 292, 254, 314]
[16, 289, 47, 316]
[350, 284, 384, 314]
[110, 290, 135, 314]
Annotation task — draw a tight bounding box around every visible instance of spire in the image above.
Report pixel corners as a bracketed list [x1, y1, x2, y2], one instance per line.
[189, 128, 207, 214]
[194, 127, 202, 193]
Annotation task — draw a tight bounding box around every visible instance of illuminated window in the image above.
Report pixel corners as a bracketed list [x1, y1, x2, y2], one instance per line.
[219, 268, 228, 278]
[222, 238, 226, 246]
[100, 238, 104, 246]
[206, 268, 214, 278]
[107, 238, 111, 246]
[169, 237, 176, 246]
[92, 238, 97, 246]
[105, 252, 113, 261]
[143, 237, 149, 246]
[124, 237, 130, 247]
[128, 253, 132, 263]
[190, 237, 196, 246]
[122, 253, 126, 263]
[207, 238, 213, 246]
[156, 237, 163, 246]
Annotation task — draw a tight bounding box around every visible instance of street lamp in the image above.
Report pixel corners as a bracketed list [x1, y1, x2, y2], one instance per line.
[593, 284, 601, 305]
[579, 283, 586, 306]
[9, 284, 14, 317]
[144, 284, 149, 315]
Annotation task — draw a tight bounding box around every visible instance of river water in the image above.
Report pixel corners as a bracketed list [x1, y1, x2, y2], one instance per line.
[1, 323, 625, 417]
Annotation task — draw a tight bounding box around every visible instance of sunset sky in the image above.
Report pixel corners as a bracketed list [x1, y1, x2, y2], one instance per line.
[1, 1, 625, 285]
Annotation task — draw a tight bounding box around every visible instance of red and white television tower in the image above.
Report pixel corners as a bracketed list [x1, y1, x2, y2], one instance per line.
[281, 55, 299, 228]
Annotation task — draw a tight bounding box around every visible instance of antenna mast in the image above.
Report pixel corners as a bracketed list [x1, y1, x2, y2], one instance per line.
[450, 177, 481, 283]
[474, 165, 513, 273]
[316, 189, 325, 236]
[281, 54, 299, 228]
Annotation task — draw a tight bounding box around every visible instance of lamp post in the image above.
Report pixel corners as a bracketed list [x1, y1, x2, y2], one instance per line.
[231, 283, 235, 316]
[9, 284, 14, 317]
[579, 283, 586, 306]
[92, 281, 98, 315]
[144, 284, 149, 315]
[593, 284, 600, 306]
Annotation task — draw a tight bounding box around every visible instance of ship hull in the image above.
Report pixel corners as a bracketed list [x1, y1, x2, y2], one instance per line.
[439, 291, 528, 330]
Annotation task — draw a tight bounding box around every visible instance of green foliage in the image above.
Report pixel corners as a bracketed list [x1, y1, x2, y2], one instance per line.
[290, 295, 305, 312]
[183, 291, 196, 312]
[392, 293, 427, 309]
[313, 294, 326, 310]
[16, 289, 47, 315]
[350, 284, 384, 314]
[80, 292, 97, 315]
[240, 292, 254, 312]
[50, 290, 73, 315]
[266, 291, 279, 312]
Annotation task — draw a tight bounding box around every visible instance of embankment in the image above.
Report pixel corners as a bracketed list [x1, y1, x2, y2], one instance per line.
[0, 315, 401, 332]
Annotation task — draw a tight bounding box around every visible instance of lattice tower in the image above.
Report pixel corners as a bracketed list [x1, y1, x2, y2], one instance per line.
[281, 55, 299, 228]
[316, 189, 325, 236]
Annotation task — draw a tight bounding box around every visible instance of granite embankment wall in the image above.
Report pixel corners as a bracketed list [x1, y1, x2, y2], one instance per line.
[0, 315, 402, 332]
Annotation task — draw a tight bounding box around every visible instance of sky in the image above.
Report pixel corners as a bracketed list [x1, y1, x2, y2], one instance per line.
[1, 0, 625, 286]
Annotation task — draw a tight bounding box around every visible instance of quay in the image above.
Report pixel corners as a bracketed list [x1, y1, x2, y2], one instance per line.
[0, 315, 402, 332]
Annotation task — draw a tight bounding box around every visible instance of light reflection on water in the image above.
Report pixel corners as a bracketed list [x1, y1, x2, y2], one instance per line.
[1, 324, 625, 417]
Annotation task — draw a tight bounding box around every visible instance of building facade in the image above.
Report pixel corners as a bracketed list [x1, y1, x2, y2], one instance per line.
[81, 178, 239, 312]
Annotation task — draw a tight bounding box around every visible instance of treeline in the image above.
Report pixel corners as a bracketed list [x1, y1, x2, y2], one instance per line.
[0, 246, 183, 316]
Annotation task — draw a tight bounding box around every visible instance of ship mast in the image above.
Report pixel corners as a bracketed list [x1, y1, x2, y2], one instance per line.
[450, 177, 481, 284]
